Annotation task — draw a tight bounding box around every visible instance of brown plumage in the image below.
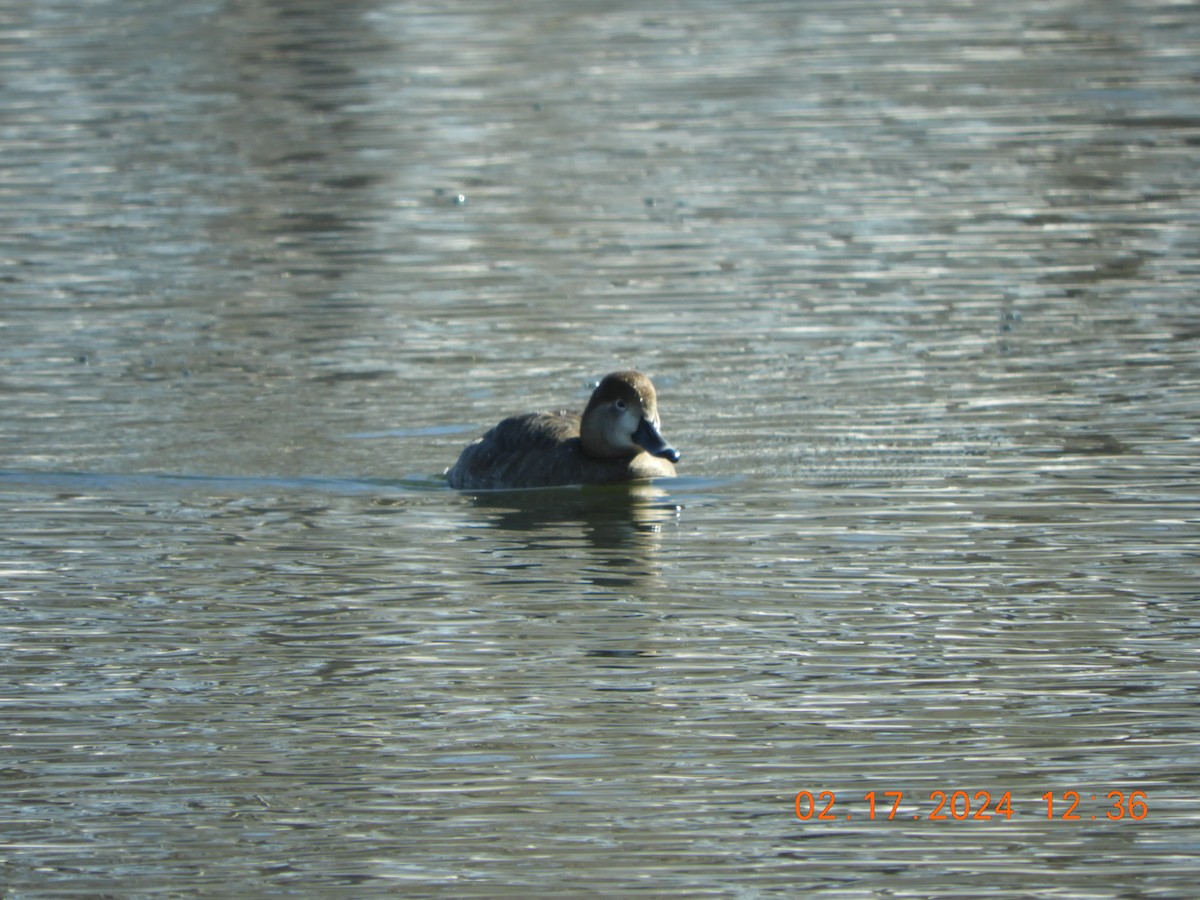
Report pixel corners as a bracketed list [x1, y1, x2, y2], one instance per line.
[446, 371, 680, 489]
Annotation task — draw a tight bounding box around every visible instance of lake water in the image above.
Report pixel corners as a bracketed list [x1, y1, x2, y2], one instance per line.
[2, 0, 1199, 896]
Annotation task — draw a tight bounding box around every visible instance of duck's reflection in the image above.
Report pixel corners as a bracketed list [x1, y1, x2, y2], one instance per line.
[458, 481, 681, 553]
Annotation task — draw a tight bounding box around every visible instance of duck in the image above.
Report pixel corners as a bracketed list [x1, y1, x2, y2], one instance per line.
[446, 370, 681, 489]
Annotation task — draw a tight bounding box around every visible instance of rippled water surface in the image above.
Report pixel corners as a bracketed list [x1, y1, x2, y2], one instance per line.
[3, 0, 1199, 896]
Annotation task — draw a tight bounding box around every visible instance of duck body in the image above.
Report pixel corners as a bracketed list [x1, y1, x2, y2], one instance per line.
[446, 371, 680, 490]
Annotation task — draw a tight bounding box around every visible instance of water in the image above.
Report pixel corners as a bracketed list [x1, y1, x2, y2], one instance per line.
[2, 0, 1199, 896]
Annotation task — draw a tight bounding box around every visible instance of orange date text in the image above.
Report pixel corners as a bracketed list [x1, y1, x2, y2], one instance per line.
[793, 790, 1148, 822]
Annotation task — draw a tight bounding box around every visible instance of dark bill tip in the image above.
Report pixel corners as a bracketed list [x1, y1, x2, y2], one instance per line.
[658, 446, 681, 463]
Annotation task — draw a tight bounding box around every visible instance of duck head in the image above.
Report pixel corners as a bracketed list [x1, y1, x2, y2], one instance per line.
[579, 371, 681, 463]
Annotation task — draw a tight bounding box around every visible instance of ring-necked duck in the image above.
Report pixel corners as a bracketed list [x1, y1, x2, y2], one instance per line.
[446, 370, 680, 489]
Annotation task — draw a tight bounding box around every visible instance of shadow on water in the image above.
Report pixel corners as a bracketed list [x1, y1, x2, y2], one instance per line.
[0, 469, 440, 497]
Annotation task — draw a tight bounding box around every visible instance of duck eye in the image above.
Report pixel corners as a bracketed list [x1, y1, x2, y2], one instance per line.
[615, 399, 627, 411]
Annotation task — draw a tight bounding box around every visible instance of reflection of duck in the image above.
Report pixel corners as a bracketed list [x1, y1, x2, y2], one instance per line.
[446, 371, 680, 490]
[462, 482, 681, 553]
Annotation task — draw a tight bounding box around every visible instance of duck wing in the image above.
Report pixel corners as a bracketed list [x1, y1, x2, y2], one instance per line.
[446, 411, 583, 489]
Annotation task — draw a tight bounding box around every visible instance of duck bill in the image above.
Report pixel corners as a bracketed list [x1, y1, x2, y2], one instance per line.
[633, 417, 681, 463]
